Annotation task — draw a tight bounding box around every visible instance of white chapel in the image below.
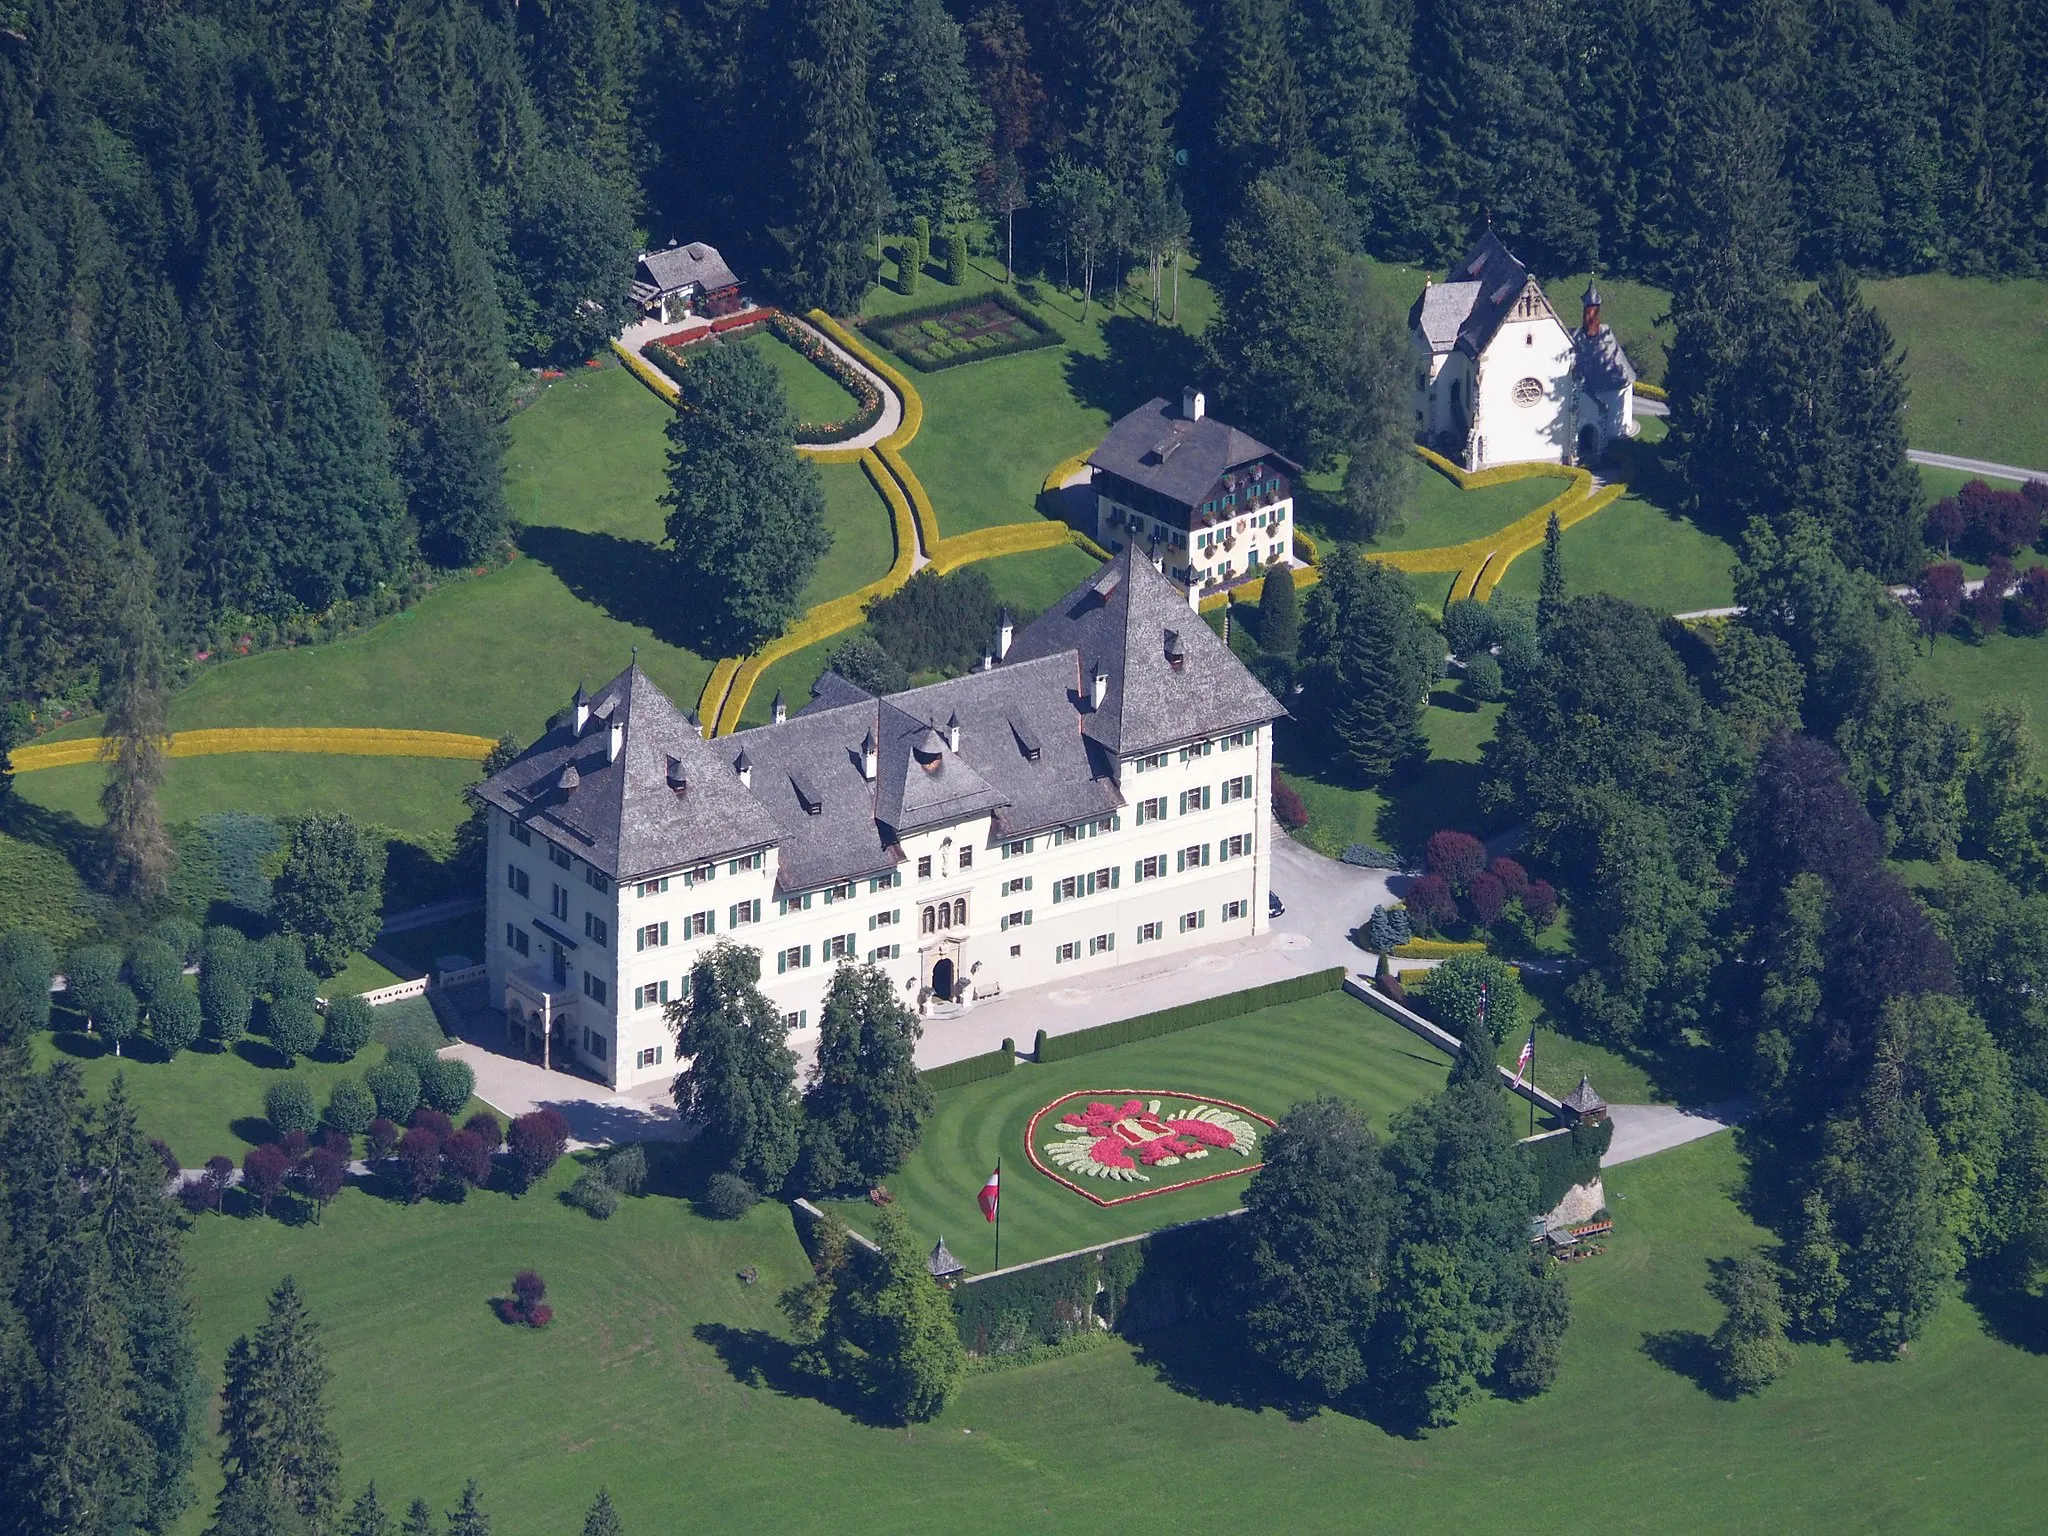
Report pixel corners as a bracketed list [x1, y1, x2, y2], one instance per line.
[1409, 230, 1637, 472]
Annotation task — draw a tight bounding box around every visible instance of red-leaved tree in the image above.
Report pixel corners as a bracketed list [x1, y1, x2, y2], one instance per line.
[503, 1269, 551, 1327]
[508, 1109, 571, 1193]
[411, 1107, 455, 1141]
[1424, 829, 1487, 893]
[397, 1128, 442, 1204]
[1487, 856, 1529, 901]
[1523, 879, 1560, 929]
[294, 1145, 347, 1220]
[464, 1111, 504, 1151]
[1405, 874, 1458, 935]
[1914, 562, 1966, 644]
[443, 1129, 492, 1191]
[366, 1117, 401, 1162]
[203, 1154, 235, 1211]
[1271, 770, 1309, 831]
[242, 1143, 291, 1215]
[2013, 566, 2048, 636]
[1467, 871, 1507, 928]
[1967, 555, 2014, 636]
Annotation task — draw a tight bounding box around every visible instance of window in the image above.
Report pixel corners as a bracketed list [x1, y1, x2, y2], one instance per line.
[1056, 941, 1080, 963]
[869, 871, 903, 892]
[1010, 944, 1022, 957]
[728, 899, 761, 928]
[824, 933, 855, 959]
[1513, 376, 1543, 406]
[728, 851, 763, 874]
[585, 868, 610, 893]
[868, 943, 902, 962]
[783, 1010, 809, 1030]
[636, 922, 669, 952]
[584, 912, 609, 947]
[1223, 898, 1249, 921]
[1219, 729, 1254, 751]
[1136, 795, 1167, 825]
[683, 863, 715, 887]
[550, 884, 570, 920]
[1133, 752, 1169, 774]
[1176, 844, 1210, 872]
[1178, 741, 1213, 763]
[637, 877, 669, 898]
[582, 973, 608, 1005]
[1002, 838, 1036, 859]
[1219, 832, 1254, 861]
[869, 908, 901, 930]
[682, 910, 714, 938]
[636, 1045, 664, 1068]
[823, 881, 855, 904]
[509, 817, 531, 845]
[1137, 920, 1162, 943]
[778, 893, 813, 916]
[1180, 910, 1206, 933]
[777, 944, 813, 974]
[1089, 932, 1115, 956]
[505, 923, 530, 956]
[917, 855, 933, 878]
[1134, 854, 1167, 882]
[506, 864, 530, 897]
[1221, 774, 1253, 804]
[926, 898, 967, 929]
[548, 843, 572, 870]
[1179, 786, 1211, 815]
[1001, 876, 1033, 897]
[586, 1030, 608, 1059]
[957, 846, 973, 870]
[1000, 910, 1033, 931]
[633, 981, 670, 1009]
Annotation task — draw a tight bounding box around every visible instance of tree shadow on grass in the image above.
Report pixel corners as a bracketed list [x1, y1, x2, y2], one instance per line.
[1060, 313, 1210, 423]
[1129, 1323, 1442, 1437]
[515, 525, 715, 654]
[693, 1322, 892, 1424]
[1641, 1328, 1729, 1397]
[233, 1037, 291, 1071]
[230, 1116, 274, 1147]
[1964, 1273, 2048, 1356]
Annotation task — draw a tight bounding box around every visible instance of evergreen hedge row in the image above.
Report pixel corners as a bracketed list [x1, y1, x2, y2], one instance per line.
[1519, 1117, 1614, 1212]
[920, 1040, 1016, 1092]
[1034, 968, 1345, 1063]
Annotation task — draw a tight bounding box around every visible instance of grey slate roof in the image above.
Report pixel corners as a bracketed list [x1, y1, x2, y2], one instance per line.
[635, 241, 739, 298]
[1561, 1074, 1608, 1114]
[1086, 397, 1295, 510]
[474, 665, 780, 882]
[1413, 281, 1482, 351]
[1410, 230, 1555, 358]
[1004, 545, 1285, 758]
[1572, 321, 1637, 393]
[719, 694, 898, 892]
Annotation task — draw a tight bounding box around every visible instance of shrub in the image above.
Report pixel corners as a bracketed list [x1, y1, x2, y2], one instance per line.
[323, 1077, 376, 1135]
[242, 1142, 292, 1215]
[1036, 970, 1345, 1063]
[1424, 829, 1487, 893]
[396, 1128, 441, 1203]
[320, 995, 376, 1060]
[418, 1056, 476, 1115]
[264, 1077, 318, 1136]
[1467, 870, 1507, 928]
[1404, 873, 1457, 935]
[464, 1110, 504, 1150]
[1271, 770, 1310, 830]
[148, 985, 203, 1057]
[505, 1269, 551, 1327]
[199, 928, 255, 1046]
[942, 232, 967, 284]
[197, 810, 281, 915]
[385, 1037, 439, 1077]
[566, 1169, 620, 1218]
[442, 1129, 492, 1190]
[508, 1108, 571, 1191]
[1464, 652, 1504, 701]
[866, 566, 1002, 677]
[1364, 903, 1412, 953]
[827, 633, 911, 696]
[1443, 597, 1492, 658]
[600, 1144, 647, 1195]
[365, 1061, 422, 1124]
[410, 1107, 455, 1140]
[1420, 952, 1527, 1048]
[923, 1043, 1015, 1090]
[1340, 843, 1400, 869]
[365, 1117, 401, 1162]
[152, 917, 201, 963]
[703, 1171, 759, 1219]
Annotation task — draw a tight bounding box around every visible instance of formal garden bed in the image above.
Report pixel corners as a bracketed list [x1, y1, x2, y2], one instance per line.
[858, 289, 1059, 372]
[650, 312, 886, 443]
[1029, 1091, 1272, 1206]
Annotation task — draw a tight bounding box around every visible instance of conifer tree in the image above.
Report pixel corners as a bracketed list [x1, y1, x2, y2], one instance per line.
[446, 1478, 491, 1536]
[871, 0, 993, 227]
[1257, 565, 1300, 656]
[519, 0, 641, 205]
[799, 964, 933, 1192]
[1299, 554, 1437, 783]
[582, 1488, 625, 1536]
[344, 1483, 394, 1536]
[1291, 0, 1424, 252]
[766, 0, 882, 311]
[216, 1276, 341, 1531]
[99, 531, 175, 906]
[400, 1497, 437, 1536]
[1538, 510, 1565, 633]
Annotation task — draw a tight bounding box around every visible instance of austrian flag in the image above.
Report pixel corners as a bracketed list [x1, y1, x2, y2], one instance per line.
[977, 1165, 1000, 1223]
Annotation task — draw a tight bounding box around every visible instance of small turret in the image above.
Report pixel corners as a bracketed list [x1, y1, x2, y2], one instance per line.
[771, 689, 787, 726]
[1581, 279, 1603, 337]
[734, 748, 751, 789]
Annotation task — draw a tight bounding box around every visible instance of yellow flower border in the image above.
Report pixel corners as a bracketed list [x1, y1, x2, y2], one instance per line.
[11, 727, 498, 775]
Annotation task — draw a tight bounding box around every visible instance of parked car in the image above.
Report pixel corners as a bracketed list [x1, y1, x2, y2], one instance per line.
[1268, 890, 1285, 917]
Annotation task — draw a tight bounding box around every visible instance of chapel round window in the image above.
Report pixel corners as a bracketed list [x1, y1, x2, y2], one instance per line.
[1513, 377, 1544, 407]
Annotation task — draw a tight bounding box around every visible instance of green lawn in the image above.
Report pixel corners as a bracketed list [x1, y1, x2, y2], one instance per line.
[1865, 272, 2048, 473]
[1279, 687, 1502, 860]
[31, 996, 454, 1165]
[161, 1122, 2048, 1533]
[737, 330, 860, 425]
[504, 366, 671, 543]
[802, 460, 899, 610]
[1366, 467, 1562, 554]
[1911, 628, 2048, 757]
[826, 992, 1450, 1271]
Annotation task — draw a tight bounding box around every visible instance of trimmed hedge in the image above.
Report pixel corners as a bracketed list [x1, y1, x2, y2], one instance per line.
[921, 1039, 1016, 1092]
[1036, 968, 1346, 1063]
[858, 288, 1059, 373]
[1521, 1117, 1614, 1212]
[1392, 937, 1489, 959]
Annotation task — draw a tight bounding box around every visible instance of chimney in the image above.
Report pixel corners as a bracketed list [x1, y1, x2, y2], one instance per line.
[772, 689, 787, 725]
[1182, 386, 1205, 422]
[1164, 629, 1184, 670]
[861, 728, 878, 781]
[572, 684, 590, 736]
[607, 717, 624, 764]
[946, 710, 961, 752]
[1581, 278, 1602, 337]
[665, 755, 688, 795]
[1090, 666, 1109, 710]
[687, 710, 703, 740]
[734, 748, 751, 789]
[980, 650, 993, 672]
[1188, 580, 1201, 612]
[996, 608, 1013, 660]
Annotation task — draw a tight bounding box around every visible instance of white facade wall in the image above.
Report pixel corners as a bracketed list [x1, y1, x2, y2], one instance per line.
[1095, 492, 1295, 596]
[1464, 314, 1575, 471]
[486, 725, 1274, 1090]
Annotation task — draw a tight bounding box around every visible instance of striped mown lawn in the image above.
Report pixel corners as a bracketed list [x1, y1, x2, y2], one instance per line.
[823, 990, 1449, 1271]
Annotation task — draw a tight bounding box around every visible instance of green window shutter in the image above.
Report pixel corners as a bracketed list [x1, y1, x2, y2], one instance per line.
[1024, 911, 1032, 926]
[1202, 844, 1211, 866]
[1111, 867, 1120, 889]
[777, 950, 787, 975]
[868, 914, 875, 930]
[803, 944, 812, 967]
[1052, 883, 1062, 904]
[729, 904, 737, 928]
[659, 922, 669, 945]
[635, 928, 645, 952]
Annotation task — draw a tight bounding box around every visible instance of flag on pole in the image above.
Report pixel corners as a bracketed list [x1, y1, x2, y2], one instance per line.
[1512, 1027, 1535, 1087]
[977, 1165, 1000, 1223]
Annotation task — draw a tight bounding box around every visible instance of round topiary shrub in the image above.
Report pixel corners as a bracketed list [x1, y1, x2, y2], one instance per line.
[264, 1076, 318, 1137]
[418, 1056, 475, 1115]
[266, 993, 322, 1062]
[565, 1169, 619, 1219]
[148, 986, 204, 1058]
[1464, 651, 1505, 701]
[365, 1060, 422, 1124]
[320, 995, 376, 1061]
[703, 1172, 759, 1220]
[152, 916, 202, 963]
[323, 1077, 376, 1135]
[385, 1038, 440, 1077]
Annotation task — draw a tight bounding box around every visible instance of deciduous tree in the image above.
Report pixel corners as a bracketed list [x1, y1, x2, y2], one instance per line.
[272, 814, 386, 976]
[671, 944, 802, 1193]
[800, 964, 932, 1192]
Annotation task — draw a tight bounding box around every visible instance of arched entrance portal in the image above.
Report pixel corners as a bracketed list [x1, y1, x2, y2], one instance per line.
[1577, 424, 1601, 466]
[931, 957, 957, 1001]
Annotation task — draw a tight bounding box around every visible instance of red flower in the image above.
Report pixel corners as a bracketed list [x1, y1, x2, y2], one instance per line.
[1089, 1137, 1135, 1169]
